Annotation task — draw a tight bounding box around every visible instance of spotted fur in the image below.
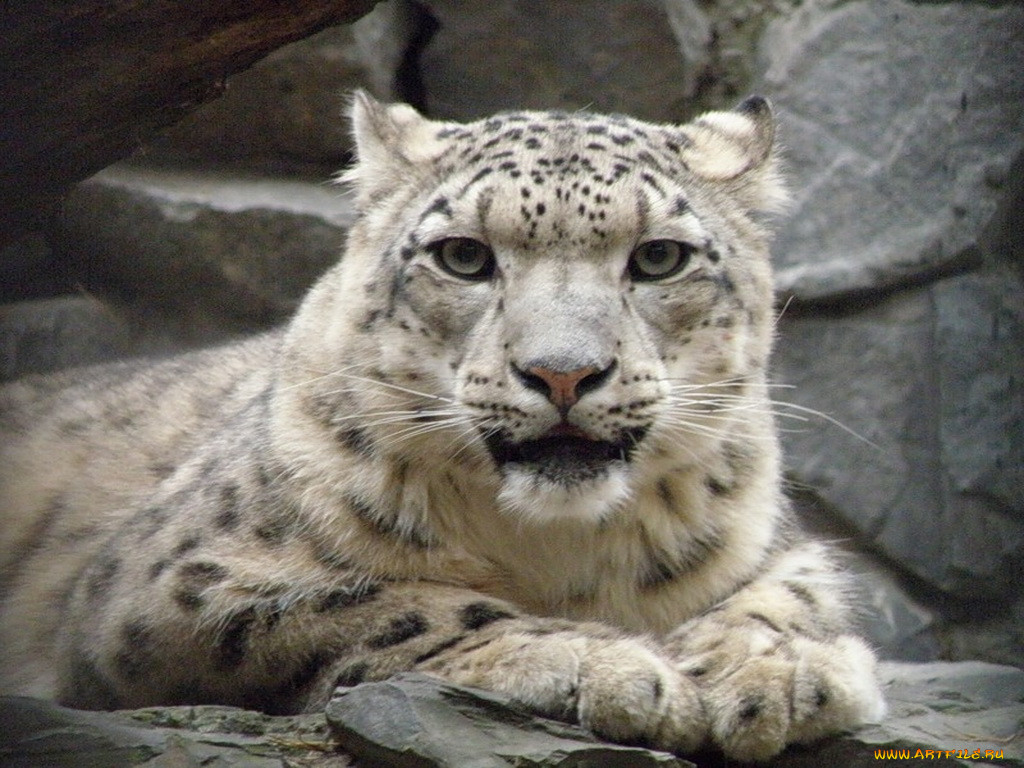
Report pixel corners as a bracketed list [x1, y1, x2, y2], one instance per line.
[0, 93, 884, 761]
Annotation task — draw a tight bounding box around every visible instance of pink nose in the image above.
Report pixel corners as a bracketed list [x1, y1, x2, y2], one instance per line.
[525, 365, 602, 411]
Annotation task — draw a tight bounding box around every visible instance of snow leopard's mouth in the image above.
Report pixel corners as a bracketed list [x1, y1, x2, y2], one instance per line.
[483, 426, 648, 484]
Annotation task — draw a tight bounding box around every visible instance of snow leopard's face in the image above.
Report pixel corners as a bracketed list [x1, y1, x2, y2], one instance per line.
[321, 94, 786, 524]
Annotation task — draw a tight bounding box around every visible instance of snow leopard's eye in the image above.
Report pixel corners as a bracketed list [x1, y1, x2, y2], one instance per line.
[430, 238, 496, 280]
[628, 240, 695, 281]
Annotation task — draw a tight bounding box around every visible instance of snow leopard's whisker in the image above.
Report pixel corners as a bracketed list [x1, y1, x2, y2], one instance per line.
[664, 388, 876, 447]
[319, 370, 458, 404]
[329, 406, 464, 426]
[279, 363, 371, 391]
[368, 412, 478, 450]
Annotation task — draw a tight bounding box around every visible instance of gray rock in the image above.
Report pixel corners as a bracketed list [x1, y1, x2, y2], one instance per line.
[768, 660, 1024, 767]
[326, 673, 695, 768]
[0, 296, 183, 383]
[758, 0, 1024, 302]
[940, 593, 1024, 671]
[772, 268, 1024, 598]
[3, 663, 1022, 767]
[418, 0, 711, 122]
[148, 1, 423, 167]
[0, 697, 347, 767]
[852, 661, 1024, 766]
[325, 666, 1024, 768]
[55, 164, 355, 344]
[0, 235, 71, 304]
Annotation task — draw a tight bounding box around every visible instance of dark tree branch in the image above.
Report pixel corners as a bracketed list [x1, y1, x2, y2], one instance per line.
[0, 0, 380, 248]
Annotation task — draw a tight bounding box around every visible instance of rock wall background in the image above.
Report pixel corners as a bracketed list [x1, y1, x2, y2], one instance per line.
[1, 0, 1022, 668]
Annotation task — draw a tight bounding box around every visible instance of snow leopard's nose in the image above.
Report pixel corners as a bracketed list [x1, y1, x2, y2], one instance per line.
[513, 360, 617, 415]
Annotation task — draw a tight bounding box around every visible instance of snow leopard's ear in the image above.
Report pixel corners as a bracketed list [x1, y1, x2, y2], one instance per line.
[340, 90, 452, 207]
[678, 96, 789, 214]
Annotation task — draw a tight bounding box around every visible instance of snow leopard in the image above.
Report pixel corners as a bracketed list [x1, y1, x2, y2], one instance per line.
[0, 92, 885, 762]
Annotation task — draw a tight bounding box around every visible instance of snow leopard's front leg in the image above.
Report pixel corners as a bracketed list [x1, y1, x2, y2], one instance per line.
[662, 540, 886, 762]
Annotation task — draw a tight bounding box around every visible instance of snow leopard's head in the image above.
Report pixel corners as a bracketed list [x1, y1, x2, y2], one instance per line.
[290, 92, 787, 525]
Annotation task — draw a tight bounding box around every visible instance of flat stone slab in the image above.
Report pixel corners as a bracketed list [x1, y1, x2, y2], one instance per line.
[326, 673, 695, 768]
[2, 662, 1022, 767]
[0, 697, 347, 767]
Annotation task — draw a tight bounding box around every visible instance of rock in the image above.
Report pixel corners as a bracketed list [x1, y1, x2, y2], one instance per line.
[0, 696, 348, 767]
[758, 0, 1024, 302]
[0, 0, 379, 248]
[149, 1, 427, 168]
[0, 235, 74, 305]
[939, 593, 1024, 671]
[326, 673, 695, 768]
[0, 296, 185, 383]
[845, 661, 1024, 767]
[3, 663, 1022, 767]
[54, 164, 355, 344]
[326, 666, 1024, 768]
[772, 267, 1024, 599]
[418, 0, 712, 122]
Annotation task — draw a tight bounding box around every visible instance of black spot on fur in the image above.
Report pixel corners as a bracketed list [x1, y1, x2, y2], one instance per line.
[173, 561, 227, 610]
[359, 309, 382, 332]
[713, 271, 737, 295]
[423, 196, 453, 220]
[313, 545, 353, 571]
[148, 559, 170, 581]
[334, 661, 369, 688]
[747, 612, 784, 633]
[705, 475, 732, 496]
[469, 167, 493, 184]
[261, 651, 334, 714]
[114, 621, 154, 681]
[783, 581, 819, 610]
[173, 534, 201, 557]
[179, 561, 229, 585]
[367, 612, 429, 649]
[149, 462, 175, 480]
[215, 485, 241, 530]
[337, 426, 375, 458]
[136, 506, 168, 540]
[459, 602, 516, 631]
[656, 478, 676, 513]
[174, 586, 205, 610]
[640, 172, 664, 195]
[253, 511, 293, 546]
[66, 646, 121, 710]
[348, 494, 434, 549]
[640, 558, 677, 591]
[814, 687, 830, 707]
[215, 607, 257, 669]
[639, 529, 725, 590]
[316, 582, 383, 612]
[651, 676, 664, 703]
[414, 634, 468, 665]
[85, 554, 120, 601]
[739, 697, 764, 721]
[723, 441, 756, 485]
